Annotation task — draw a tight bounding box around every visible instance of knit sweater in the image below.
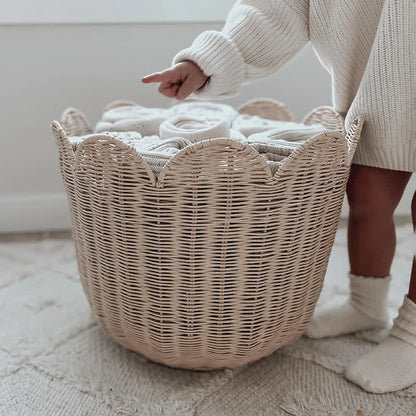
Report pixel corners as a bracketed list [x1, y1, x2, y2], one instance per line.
[172, 0, 415, 172]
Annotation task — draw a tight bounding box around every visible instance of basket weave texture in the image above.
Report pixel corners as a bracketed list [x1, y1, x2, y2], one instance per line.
[52, 99, 363, 370]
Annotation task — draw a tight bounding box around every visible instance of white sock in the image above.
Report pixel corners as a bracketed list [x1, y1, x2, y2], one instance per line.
[305, 273, 391, 339]
[345, 295, 416, 393]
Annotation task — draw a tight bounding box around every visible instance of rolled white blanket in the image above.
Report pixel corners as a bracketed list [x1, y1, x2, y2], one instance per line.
[233, 114, 308, 137]
[160, 116, 230, 142]
[95, 105, 169, 136]
[168, 101, 238, 126]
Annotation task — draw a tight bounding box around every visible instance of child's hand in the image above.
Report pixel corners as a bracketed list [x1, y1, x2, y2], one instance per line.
[141, 61, 208, 101]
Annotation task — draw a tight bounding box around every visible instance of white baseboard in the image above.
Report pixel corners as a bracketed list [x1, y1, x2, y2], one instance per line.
[0, 193, 71, 233]
[0, 186, 412, 234]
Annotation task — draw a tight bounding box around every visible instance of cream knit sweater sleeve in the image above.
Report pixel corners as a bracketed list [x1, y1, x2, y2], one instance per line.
[171, 0, 415, 172]
[172, 0, 310, 99]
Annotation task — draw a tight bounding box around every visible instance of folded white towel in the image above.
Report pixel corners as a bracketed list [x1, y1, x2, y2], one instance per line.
[127, 135, 163, 153]
[230, 128, 246, 142]
[160, 116, 230, 142]
[261, 153, 286, 176]
[138, 137, 194, 176]
[95, 105, 169, 136]
[168, 101, 238, 126]
[232, 114, 309, 137]
[243, 124, 328, 175]
[147, 137, 192, 154]
[246, 124, 327, 145]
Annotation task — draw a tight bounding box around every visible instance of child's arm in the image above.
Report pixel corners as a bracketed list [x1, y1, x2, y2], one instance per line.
[142, 0, 309, 100]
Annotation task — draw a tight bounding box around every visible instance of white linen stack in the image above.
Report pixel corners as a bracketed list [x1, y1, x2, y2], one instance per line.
[69, 100, 330, 177]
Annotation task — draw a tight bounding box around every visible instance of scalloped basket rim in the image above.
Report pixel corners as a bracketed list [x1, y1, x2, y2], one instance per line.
[73, 133, 158, 186]
[237, 97, 290, 110]
[237, 97, 295, 120]
[103, 99, 140, 112]
[52, 123, 348, 189]
[51, 120, 76, 156]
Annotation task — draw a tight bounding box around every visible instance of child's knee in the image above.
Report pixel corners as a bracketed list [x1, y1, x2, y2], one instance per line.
[346, 165, 410, 219]
[347, 187, 392, 219]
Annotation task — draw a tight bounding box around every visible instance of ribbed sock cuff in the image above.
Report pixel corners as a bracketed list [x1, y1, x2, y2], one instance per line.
[391, 295, 416, 348]
[349, 273, 391, 321]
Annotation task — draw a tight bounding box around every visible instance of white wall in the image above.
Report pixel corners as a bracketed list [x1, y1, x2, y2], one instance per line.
[0, 0, 236, 24]
[0, 23, 414, 232]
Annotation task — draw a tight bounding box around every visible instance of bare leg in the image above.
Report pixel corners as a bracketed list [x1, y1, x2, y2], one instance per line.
[407, 191, 416, 303]
[306, 165, 412, 339]
[346, 164, 412, 277]
[345, 186, 416, 394]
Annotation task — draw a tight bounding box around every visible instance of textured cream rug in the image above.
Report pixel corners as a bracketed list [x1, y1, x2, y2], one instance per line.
[1, 220, 415, 415]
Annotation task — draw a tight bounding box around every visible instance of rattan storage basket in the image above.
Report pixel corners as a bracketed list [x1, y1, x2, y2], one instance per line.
[52, 99, 363, 371]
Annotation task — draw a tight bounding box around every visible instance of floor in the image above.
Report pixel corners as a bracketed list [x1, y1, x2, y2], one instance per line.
[0, 218, 415, 416]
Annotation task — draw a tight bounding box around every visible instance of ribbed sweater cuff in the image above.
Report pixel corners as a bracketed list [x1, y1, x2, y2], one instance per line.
[172, 30, 245, 100]
[352, 140, 416, 172]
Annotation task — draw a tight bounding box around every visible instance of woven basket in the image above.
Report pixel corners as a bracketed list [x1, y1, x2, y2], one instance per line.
[52, 100, 363, 371]
[237, 97, 295, 121]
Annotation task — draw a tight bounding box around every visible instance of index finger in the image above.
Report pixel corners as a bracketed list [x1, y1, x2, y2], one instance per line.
[141, 71, 170, 83]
